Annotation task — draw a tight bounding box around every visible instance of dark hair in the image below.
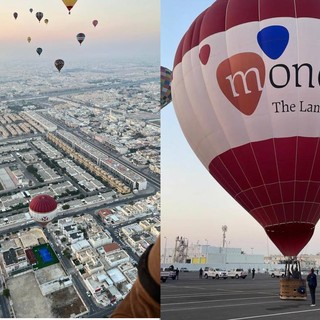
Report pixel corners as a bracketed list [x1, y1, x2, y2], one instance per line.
[311, 268, 314, 273]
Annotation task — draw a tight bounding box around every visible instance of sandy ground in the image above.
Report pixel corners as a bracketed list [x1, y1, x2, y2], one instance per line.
[7, 272, 86, 318]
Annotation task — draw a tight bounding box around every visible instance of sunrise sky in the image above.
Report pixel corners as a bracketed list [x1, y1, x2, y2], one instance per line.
[0, 0, 159, 63]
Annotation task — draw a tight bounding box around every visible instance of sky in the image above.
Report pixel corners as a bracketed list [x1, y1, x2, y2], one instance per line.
[0, 0, 160, 66]
[160, 0, 320, 257]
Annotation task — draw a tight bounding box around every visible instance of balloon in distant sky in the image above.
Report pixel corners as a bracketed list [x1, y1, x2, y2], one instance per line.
[27, 37, 31, 43]
[44, 19, 49, 25]
[172, 0, 320, 257]
[62, 0, 78, 14]
[161, 66, 172, 109]
[29, 8, 33, 13]
[36, 12, 43, 22]
[54, 59, 64, 72]
[92, 20, 98, 27]
[13, 12, 18, 20]
[76, 33, 85, 45]
[36, 48, 43, 56]
[29, 194, 57, 227]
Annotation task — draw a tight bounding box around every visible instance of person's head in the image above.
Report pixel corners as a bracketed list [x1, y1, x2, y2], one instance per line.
[311, 268, 314, 273]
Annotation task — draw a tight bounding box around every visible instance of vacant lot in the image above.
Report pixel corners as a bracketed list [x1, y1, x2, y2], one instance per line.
[7, 272, 87, 318]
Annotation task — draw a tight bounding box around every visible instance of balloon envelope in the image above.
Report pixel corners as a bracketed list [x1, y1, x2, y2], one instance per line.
[92, 20, 98, 27]
[13, 12, 18, 20]
[29, 194, 57, 227]
[36, 48, 43, 56]
[76, 33, 85, 45]
[172, 0, 320, 257]
[161, 66, 172, 109]
[36, 12, 43, 22]
[44, 19, 49, 25]
[30, 8, 33, 13]
[27, 37, 31, 43]
[62, 0, 78, 14]
[54, 59, 64, 72]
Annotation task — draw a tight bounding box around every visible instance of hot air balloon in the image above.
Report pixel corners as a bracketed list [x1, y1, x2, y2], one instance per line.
[13, 12, 18, 20]
[54, 59, 64, 72]
[29, 8, 33, 13]
[29, 194, 58, 227]
[62, 0, 78, 14]
[36, 12, 43, 22]
[36, 48, 43, 56]
[27, 36, 31, 43]
[92, 20, 98, 27]
[161, 66, 172, 109]
[76, 33, 85, 45]
[172, 0, 320, 259]
[44, 19, 49, 25]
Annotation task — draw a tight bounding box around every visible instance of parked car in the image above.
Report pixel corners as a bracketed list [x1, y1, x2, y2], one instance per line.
[161, 268, 177, 282]
[269, 269, 285, 278]
[203, 267, 228, 279]
[228, 268, 248, 279]
[180, 267, 189, 272]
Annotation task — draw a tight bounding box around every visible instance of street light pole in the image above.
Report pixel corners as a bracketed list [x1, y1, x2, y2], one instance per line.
[205, 239, 208, 263]
[164, 236, 167, 264]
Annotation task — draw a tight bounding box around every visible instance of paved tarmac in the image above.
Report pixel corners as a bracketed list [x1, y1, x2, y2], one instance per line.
[161, 272, 320, 320]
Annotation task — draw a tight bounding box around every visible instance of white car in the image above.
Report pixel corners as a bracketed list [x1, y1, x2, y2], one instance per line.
[203, 267, 228, 279]
[228, 268, 248, 279]
[269, 269, 285, 278]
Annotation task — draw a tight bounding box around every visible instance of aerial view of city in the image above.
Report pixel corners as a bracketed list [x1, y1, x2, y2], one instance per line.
[0, 1, 160, 318]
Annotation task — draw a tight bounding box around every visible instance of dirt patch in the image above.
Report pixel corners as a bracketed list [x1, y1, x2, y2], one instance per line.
[7, 272, 87, 318]
[8, 272, 53, 318]
[49, 286, 87, 318]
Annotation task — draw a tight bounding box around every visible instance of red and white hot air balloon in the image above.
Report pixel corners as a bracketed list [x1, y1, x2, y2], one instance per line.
[29, 194, 57, 227]
[172, 0, 320, 257]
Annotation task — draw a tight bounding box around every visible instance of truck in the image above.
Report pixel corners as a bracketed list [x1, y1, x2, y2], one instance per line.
[269, 269, 285, 278]
[228, 268, 248, 279]
[203, 267, 228, 279]
[160, 268, 176, 282]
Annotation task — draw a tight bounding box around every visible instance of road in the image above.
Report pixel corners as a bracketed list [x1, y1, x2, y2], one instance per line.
[161, 272, 320, 320]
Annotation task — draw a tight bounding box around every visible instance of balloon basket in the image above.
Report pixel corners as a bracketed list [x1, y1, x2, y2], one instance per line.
[279, 278, 307, 300]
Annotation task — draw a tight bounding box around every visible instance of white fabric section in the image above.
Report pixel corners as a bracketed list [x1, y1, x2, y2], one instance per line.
[172, 17, 320, 169]
[29, 209, 57, 223]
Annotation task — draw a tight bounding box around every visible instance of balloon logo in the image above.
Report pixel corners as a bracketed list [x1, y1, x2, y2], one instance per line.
[216, 53, 266, 115]
[257, 26, 289, 60]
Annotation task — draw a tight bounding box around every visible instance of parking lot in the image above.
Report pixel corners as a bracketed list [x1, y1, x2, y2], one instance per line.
[161, 272, 320, 320]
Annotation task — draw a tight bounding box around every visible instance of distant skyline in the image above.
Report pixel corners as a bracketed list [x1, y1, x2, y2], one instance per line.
[161, 0, 320, 257]
[0, 0, 159, 66]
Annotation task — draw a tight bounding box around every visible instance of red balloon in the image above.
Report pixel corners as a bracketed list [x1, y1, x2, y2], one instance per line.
[172, 0, 320, 257]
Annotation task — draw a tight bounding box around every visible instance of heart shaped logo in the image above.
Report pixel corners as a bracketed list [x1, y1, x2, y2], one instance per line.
[217, 53, 265, 115]
[257, 25, 289, 60]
